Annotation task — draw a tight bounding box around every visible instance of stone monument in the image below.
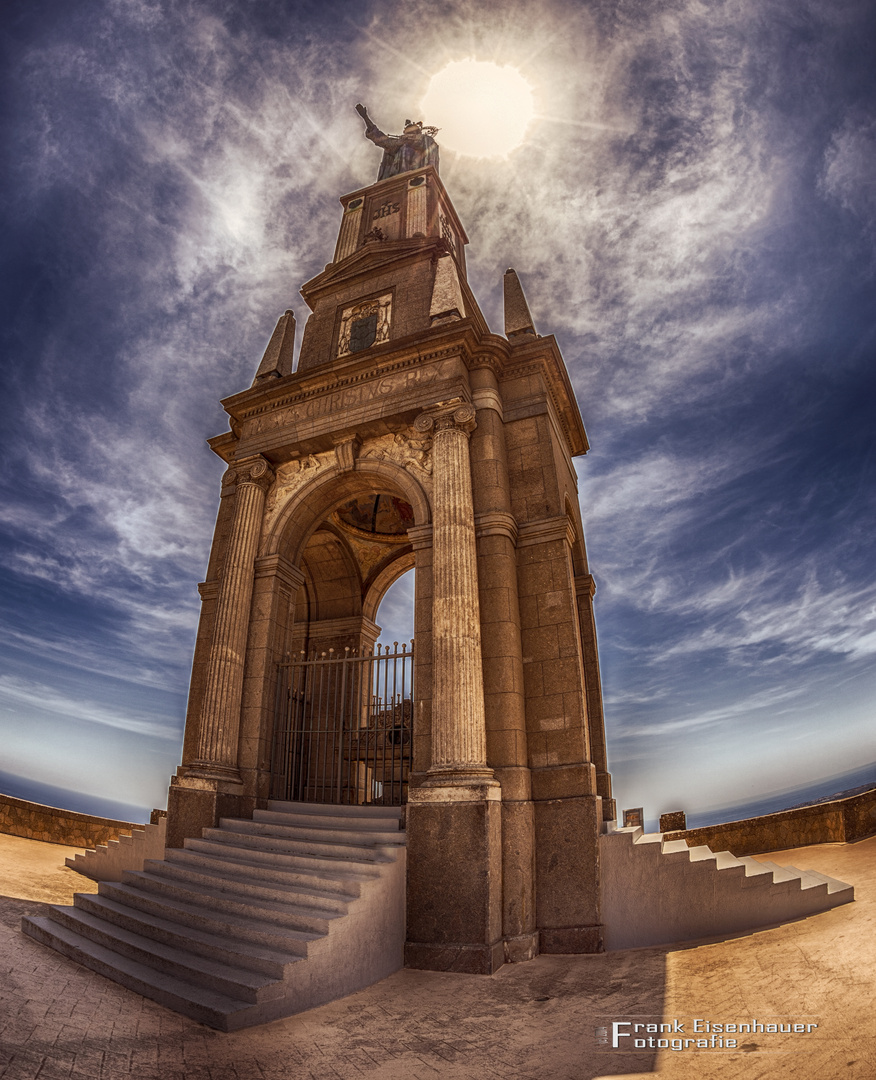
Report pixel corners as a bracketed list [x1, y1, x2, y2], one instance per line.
[165, 106, 615, 972]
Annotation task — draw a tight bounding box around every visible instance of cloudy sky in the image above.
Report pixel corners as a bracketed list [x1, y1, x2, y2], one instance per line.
[1, 0, 874, 824]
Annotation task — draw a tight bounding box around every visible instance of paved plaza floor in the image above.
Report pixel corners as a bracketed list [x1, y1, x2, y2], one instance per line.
[1, 831, 874, 1080]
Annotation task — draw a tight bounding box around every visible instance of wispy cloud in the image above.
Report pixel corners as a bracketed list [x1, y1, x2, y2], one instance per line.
[0, 674, 179, 740]
[2, 0, 874, 817]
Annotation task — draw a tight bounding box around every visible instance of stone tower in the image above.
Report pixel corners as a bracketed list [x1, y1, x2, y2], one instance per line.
[166, 135, 614, 972]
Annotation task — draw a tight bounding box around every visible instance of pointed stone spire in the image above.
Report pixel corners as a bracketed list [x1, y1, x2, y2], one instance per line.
[252, 310, 296, 383]
[503, 268, 537, 340]
[430, 253, 466, 325]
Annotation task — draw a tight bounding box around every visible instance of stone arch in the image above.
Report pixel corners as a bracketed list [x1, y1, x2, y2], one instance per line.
[245, 456, 428, 809]
[262, 458, 431, 566]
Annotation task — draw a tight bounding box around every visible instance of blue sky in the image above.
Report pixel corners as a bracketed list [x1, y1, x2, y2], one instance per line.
[1, 0, 874, 823]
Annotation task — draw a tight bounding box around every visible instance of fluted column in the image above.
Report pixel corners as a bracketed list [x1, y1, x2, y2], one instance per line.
[189, 456, 274, 779]
[414, 403, 492, 779]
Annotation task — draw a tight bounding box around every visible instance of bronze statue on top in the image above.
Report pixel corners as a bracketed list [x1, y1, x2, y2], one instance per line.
[356, 104, 439, 181]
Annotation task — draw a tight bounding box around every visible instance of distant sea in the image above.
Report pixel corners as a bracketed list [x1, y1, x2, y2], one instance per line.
[3, 763, 874, 834]
[681, 761, 876, 830]
[0, 770, 151, 824]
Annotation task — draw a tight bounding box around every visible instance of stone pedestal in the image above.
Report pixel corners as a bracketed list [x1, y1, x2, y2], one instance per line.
[405, 787, 504, 973]
[534, 794, 604, 953]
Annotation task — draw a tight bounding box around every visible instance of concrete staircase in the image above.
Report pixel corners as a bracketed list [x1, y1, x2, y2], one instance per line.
[22, 802, 406, 1031]
[600, 826, 854, 950]
[65, 815, 167, 882]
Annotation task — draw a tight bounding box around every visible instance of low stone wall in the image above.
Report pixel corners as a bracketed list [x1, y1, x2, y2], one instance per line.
[665, 786, 876, 856]
[0, 793, 143, 848]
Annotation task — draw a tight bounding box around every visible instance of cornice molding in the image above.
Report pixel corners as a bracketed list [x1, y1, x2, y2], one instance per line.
[517, 515, 577, 550]
[474, 511, 518, 544]
[253, 553, 306, 590]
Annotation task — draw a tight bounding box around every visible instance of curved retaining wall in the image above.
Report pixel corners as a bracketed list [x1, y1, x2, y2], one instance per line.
[664, 786, 876, 856]
[0, 792, 144, 848]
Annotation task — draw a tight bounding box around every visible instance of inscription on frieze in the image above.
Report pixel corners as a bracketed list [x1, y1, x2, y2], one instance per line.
[245, 358, 459, 435]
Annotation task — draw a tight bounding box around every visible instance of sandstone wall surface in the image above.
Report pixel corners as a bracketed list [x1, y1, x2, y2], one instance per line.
[664, 786, 876, 856]
[0, 793, 145, 848]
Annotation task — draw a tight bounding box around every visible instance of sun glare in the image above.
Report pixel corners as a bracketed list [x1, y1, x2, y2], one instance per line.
[420, 59, 535, 159]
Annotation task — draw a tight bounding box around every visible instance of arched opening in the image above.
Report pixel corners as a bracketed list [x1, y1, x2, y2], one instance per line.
[268, 474, 426, 808]
[374, 567, 414, 650]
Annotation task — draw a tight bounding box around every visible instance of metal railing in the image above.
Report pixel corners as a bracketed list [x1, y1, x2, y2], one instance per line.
[270, 642, 413, 806]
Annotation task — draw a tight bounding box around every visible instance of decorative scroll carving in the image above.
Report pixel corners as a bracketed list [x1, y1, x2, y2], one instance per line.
[238, 458, 275, 491]
[414, 401, 476, 437]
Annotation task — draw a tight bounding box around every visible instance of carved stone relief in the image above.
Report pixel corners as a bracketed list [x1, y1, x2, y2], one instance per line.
[261, 430, 433, 540]
[359, 431, 434, 493]
[263, 451, 335, 523]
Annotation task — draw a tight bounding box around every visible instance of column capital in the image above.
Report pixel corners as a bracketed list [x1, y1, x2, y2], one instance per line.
[226, 456, 275, 493]
[414, 399, 477, 437]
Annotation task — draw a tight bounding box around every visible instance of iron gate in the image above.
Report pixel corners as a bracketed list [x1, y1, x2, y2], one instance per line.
[270, 643, 413, 806]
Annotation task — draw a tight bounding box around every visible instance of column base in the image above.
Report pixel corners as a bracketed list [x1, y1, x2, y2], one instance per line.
[165, 770, 245, 848]
[539, 924, 604, 954]
[420, 767, 499, 789]
[504, 930, 540, 963]
[181, 761, 244, 784]
[405, 939, 505, 975]
[534, 794, 604, 953]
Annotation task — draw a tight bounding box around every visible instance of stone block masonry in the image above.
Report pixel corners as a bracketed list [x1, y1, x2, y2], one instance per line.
[0, 792, 145, 849]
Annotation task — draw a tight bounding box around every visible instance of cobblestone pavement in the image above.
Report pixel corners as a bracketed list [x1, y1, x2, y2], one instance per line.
[0, 832, 873, 1080]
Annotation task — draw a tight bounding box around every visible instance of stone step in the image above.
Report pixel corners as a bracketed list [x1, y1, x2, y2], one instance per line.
[600, 828, 855, 950]
[217, 817, 404, 850]
[735, 855, 782, 882]
[252, 808, 405, 835]
[24, 803, 407, 1029]
[96, 880, 327, 949]
[168, 843, 372, 893]
[754, 860, 806, 886]
[801, 869, 855, 898]
[65, 817, 167, 883]
[117, 870, 341, 935]
[148, 857, 353, 911]
[660, 838, 690, 855]
[183, 835, 384, 877]
[31, 905, 287, 1003]
[21, 915, 252, 1029]
[711, 850, 745, 870]
[132, 859, 349, 920]
[202, 825, 395, 863]
[71, 891, 307, 974]
[266, 800, 402, 822]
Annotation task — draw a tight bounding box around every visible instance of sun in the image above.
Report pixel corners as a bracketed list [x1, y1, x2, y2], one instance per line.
[420, 59, 535, 159]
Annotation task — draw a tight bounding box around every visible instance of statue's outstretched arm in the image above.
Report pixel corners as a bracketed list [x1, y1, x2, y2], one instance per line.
[356, 103, 396, 150]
